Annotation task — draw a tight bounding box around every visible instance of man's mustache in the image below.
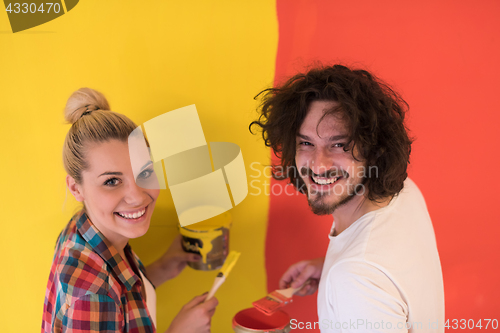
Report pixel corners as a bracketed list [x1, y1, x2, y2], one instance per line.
[299, 167, 349, 179]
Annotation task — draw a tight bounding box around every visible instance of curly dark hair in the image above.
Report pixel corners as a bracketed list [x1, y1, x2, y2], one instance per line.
[249, 64, 413, 202]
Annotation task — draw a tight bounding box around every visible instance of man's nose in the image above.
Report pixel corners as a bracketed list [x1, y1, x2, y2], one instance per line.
[310, 149, 332, 175]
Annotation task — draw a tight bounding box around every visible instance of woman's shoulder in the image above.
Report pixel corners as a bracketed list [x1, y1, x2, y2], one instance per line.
[43, 214, 123, 332]
[57, 246, 115, 299]
[52, 213, 116, 300]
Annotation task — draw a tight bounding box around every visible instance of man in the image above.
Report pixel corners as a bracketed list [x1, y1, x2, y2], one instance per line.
[251, 65, 444, 332]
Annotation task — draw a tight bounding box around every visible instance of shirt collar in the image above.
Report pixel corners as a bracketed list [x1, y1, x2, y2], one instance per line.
[76, 211, 140, 291]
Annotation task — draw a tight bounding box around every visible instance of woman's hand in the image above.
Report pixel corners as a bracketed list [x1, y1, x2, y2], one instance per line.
[146, 235, 201, 287]
[165, 293, 218, 333]
[161, 234, 201, 280]
[279, 257, 325, 296]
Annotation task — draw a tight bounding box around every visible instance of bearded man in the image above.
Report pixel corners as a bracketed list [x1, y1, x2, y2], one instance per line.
[251, 65, 444, 332]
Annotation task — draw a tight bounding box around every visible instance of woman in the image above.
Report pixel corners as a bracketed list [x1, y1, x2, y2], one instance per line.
[42, 88, 218, 333]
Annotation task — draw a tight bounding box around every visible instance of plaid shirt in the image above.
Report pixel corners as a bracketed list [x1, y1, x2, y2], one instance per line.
[42, 211, 156, 332]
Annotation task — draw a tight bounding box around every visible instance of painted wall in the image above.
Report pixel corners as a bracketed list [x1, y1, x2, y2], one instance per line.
[266, 1, 500, 331]
[1, 1, 499, 332]
[0, 2, 277, 332]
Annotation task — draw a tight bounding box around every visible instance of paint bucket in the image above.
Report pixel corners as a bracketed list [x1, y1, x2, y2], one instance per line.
[179, 207, 231, 271]
[232, 308, 291, 333]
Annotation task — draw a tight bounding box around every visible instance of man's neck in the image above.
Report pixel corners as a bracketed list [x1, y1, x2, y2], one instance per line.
[332, 194, 392, 236]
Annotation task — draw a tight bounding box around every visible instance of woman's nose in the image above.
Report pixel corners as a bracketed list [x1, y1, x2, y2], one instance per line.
[124, 181, 147, 206]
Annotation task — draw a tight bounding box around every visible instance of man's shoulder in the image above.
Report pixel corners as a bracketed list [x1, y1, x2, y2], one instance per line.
[367, 177, 431, 229]
[396, 178, 428, 208]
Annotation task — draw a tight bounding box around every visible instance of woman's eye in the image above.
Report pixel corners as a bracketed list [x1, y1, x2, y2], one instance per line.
[299, 141, 313, 146]
[333, 143, 345, 148]
[137, 168, 154, 180]
[104, 178, 121, 186]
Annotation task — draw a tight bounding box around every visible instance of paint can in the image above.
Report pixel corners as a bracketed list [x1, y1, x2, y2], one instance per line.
[179, 207, 231, 271]
[232, 308, 291, 333]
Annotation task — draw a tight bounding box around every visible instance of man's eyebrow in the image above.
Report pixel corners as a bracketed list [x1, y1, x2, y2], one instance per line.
[98, 171, 123, 177]
[297, 133, 348, 141]
[328, 134, 349, 141]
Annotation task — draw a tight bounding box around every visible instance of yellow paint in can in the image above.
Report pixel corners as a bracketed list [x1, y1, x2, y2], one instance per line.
[179, 206, 232, 270]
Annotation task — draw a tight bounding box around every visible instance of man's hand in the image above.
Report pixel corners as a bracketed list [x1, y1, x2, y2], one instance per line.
[279, 257, 325, 296]
[165, 294, 218, 333]
[146, 234, 201, 287]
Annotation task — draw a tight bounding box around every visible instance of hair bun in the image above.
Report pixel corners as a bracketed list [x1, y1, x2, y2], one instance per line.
[64, 88, 111, 124]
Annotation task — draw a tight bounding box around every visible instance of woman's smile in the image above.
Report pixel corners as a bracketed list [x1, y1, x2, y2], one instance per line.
[115, 206, 147, 220]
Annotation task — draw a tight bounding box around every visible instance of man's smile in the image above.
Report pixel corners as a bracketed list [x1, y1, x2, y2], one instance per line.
[310, 175, 343, 185]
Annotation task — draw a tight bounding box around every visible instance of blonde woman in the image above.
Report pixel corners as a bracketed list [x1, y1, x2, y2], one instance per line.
[42, 88, 218, 333]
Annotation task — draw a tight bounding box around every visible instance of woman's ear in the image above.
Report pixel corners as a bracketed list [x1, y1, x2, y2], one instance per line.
[66, 175, 84, 202]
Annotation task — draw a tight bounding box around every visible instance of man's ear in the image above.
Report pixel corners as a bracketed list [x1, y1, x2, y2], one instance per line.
[66, 175, 84, 202]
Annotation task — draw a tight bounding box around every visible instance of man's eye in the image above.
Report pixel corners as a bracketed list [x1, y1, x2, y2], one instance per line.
[137, 168, 154, 180]
[333, 143, 345, 148]
[299, 141, 313, 146]
[104, 178, 120, 186]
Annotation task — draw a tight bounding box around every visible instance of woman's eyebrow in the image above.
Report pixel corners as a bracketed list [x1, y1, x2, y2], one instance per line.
[140, 161, 153, 171]
[98, 171, 123, 177]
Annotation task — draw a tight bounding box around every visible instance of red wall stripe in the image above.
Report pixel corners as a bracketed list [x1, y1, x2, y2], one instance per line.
[266, 1, 500, 331]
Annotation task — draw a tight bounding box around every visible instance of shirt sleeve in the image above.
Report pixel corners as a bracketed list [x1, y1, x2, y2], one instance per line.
[62, 294, 123, 333]
[323, 260, 409, 333]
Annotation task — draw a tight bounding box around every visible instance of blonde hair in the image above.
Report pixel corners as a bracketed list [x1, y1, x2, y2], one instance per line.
[63, 88, 137, 183]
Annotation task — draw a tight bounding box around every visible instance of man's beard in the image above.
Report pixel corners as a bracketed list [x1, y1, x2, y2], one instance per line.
[307, 188, 355, 215]
[306, 181, 366, 215]
[298, 166, 367, 215]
